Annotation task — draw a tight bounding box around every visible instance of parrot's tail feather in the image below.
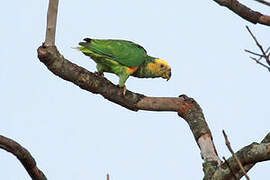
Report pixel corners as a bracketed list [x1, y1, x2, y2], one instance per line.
[83, 38, 92, 43]
[79, 41, 93, 51]
[79, 42, 87, 46]
[71, 47, 81, 51]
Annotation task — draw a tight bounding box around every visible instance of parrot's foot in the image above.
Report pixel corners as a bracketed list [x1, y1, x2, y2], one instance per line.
[123, 85, 127, 96]
[94, 71, 104, 77]
[117, 85, 127, 96]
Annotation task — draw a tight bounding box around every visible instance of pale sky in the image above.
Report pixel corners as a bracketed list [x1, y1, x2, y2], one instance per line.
[1, 1, 270, 180]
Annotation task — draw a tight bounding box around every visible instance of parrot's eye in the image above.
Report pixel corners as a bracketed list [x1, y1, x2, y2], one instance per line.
[160, 64, 164, 68]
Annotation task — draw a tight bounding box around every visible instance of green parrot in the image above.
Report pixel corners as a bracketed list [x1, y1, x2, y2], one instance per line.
[78, 38, 171, 94]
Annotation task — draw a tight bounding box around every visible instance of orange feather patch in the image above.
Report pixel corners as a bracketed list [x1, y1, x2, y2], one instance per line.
[127, 66, 139, 74]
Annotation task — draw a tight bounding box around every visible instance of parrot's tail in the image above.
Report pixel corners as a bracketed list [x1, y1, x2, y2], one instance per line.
[78, 42, 87, 47]
[83, 38, 92, 42]
[71, 47, 81, 51]
[79, 38, 93, 50]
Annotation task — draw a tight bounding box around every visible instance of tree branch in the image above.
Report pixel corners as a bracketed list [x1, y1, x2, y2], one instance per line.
[213, 0, 270, 26]
[222, 130, 250, 180]
[245, 26, 270, 70]
[222, 156, 237, 179]
[0, 135, 47, 180]
[36, 1, 270, 179]
[246, 26, 268, 60]
[254, 0, 270, 7]
[211, 132, 270, 180]
[37, 45, 221, 178]
[231, 132, 270, 179]
[39, 1, 221, 176]
[45, 0, 59, 46]
[250, 56, 270, 70]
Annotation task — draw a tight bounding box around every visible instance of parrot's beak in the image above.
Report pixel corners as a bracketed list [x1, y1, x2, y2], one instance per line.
[166, 71, 171, 81]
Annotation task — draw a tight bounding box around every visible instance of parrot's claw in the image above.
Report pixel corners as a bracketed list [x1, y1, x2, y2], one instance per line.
[123, 85, 127, 96]
[117, 85, 127, 96]
[94, 71, 104, 77]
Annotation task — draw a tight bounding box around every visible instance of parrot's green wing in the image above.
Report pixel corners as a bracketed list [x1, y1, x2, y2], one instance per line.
[79, 38, 147, 67]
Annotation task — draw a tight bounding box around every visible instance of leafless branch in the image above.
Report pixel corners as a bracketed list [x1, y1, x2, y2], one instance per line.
[212, 132, 270, 179]
[222, 130, 250, 180]
[246, 26, 268, 59]
[245, 26, 270, 70]
[254, 0, 270, 7]
[40, 0, 222, 177]
[37, 45, 270, 179]
[0, 135, 47, 180]
[44, 0, 59, 46]
[33, 0, 270, 179]
[244, 49, 264, 59]
[213, 0, 270, 26]
[37, 45, 221, 178]
[250, 56, 270, 70]
[265, 47, 270, 54]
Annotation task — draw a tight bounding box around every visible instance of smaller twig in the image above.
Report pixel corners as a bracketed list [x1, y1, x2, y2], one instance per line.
[245, 26, 270, 68]
[245, 48, 270, 70]
[222, 130, 250, 180]
[265, 47, 270, 55]
[250, 56, 270, 70]
[244, 49, 264, 59]
[246, 26, 268, 60]
[266, 47, 270, 59]
[222, 156, 237, 180]
[44, 0, 59, 46]
[254, 0, 270, 6]
[107, 173, 110, 180]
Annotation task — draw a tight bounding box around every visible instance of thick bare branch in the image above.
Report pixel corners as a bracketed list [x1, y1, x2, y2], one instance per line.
[222, 156, 238, 179]
[231, 133, 270, 179]
[37, 45, 221, 177]
[37, 1, 270, 179]
[213, 0, 270, 26]
[45, 0, 59, 46]
[0, 135, 47, 180]
[40, 4, 222, 172]
[212, 132, 270, 180]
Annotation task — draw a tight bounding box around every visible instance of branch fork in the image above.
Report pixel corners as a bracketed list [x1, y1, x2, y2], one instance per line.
[245, 26, 270, 71]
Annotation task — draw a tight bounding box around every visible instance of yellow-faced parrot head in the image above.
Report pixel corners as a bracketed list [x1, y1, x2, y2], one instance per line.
[154, 58, 171, 81]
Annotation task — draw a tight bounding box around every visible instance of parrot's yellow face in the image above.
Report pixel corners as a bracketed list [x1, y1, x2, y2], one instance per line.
[147, 58, 171, 80]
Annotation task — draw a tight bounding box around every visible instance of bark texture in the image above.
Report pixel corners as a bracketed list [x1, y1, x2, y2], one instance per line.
[213, 0, 270, 26]
[0, 135, 47, 180]
[37, 45, 220, 177]
[212, 133, 270, 179]
[37, 45, 270, 179]
[45, 0, 59, 46]
[38, 45, 145, 111]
